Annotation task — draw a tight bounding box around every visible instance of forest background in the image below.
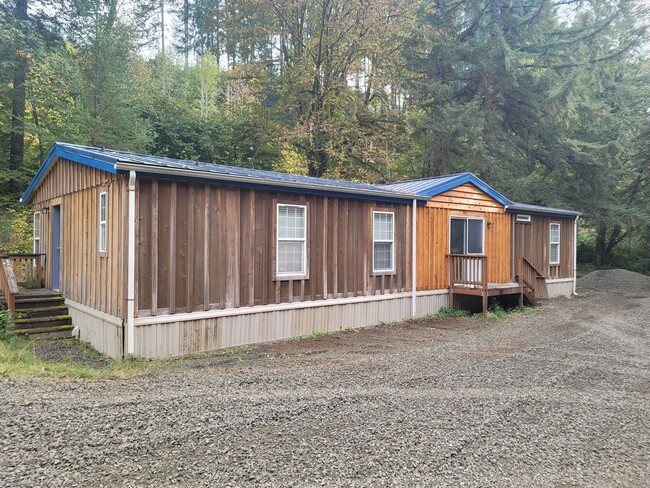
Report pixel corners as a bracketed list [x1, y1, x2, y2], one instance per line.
[0, 0, 648, 273]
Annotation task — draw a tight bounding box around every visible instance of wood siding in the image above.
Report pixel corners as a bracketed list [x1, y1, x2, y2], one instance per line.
[513, 214, 574, 279]
[417, 183, 512, 290]
[135, 178, 413, 315]
[31, 158, 128, 318]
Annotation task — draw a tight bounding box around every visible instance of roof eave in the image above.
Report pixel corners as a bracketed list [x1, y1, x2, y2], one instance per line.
[505, 204, 580, 218]
[114, 162, 428, 203]
[21, 143, 118, 204]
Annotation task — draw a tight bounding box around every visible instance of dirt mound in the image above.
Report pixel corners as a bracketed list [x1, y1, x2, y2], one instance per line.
[577, 269, 650, 293]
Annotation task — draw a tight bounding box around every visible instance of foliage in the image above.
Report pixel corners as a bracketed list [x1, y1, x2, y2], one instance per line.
[0, 204, 33, 253]
[427, 307, 470, 320]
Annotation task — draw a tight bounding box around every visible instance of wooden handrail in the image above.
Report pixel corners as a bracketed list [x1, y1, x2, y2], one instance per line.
[522, 256, 546, 279]
[0, 257, 19, 312]
[519, 257, 549, 300]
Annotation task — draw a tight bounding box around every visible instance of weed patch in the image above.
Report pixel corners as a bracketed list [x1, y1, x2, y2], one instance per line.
[427, 307, 470, 320]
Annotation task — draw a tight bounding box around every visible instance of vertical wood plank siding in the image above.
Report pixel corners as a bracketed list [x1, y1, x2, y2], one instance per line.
[417, 183, 512, 290]
[136, 178, 413, 315]
[513, 214, 574, 279]
[31, 158, 127, 318]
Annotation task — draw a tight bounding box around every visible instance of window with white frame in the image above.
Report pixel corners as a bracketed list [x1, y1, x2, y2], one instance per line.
[450, 217, 484, 254]
[550, 223, 560, 264]
[33, 212, 41, 254]
[276, 204, 307, 277]
[99, 192, 107, 253]
[373, 211, 394, 272]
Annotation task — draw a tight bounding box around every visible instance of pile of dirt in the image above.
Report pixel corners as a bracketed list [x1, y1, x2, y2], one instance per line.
[577, 268, 650, 293]
[32, 340, 110, 370]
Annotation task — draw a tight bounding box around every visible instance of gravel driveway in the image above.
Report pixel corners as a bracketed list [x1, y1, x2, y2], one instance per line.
[1, 273, 649, 487]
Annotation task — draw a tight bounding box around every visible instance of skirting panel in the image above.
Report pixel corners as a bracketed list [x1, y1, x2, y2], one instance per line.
[66, 299, 123, 359]
[546, 278, 574, 298]
[133, 291, 450, 358]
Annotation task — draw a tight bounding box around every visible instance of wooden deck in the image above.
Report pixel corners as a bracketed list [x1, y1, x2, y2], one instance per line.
[447, 254, 547, 312]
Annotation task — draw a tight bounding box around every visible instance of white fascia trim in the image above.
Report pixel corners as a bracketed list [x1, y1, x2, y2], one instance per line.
[64, 299, 123, 326]
[114, 162, 428, 202]
[133, 290, 447, 326]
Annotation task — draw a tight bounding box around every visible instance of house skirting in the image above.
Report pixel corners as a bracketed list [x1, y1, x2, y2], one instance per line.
[546, 278, 574, 298]
[65, 299, 124, 360]
[129, 290, 449, 359]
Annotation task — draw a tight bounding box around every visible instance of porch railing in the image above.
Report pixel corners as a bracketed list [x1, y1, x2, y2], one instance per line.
[1, 254, 44, 288]
[0, 257, 19, 311]
[447, 254, 487, 290]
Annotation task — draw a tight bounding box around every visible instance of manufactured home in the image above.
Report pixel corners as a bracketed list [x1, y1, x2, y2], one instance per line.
[0, 143, 578, 359]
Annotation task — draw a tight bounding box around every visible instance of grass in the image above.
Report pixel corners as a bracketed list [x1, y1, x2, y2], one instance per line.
[0, 336, 174, 381]
[427, 307, 471, 320]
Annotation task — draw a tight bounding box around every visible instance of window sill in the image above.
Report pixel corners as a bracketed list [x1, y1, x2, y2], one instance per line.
[99, 251, 107, 258]
[371, 270, 396, 277]
[273, 274, 308, 282]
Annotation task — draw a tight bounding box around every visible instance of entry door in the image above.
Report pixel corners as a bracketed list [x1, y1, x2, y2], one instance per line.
[51, 205, 61, 290]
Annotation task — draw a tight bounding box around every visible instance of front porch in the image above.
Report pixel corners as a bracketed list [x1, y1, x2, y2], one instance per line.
[447, 254, 548, 312]
[0, 254, 73, 339]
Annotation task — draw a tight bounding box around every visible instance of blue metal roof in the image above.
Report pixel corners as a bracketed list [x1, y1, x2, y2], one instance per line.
[506, 202, 580, 218]
[22, 143, 426, 204]
[381, 172, 514, 206]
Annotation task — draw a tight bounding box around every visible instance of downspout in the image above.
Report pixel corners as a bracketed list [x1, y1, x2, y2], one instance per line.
[126, 171, 136, 357]
[573, 215, 579, 296]
[411, 199, 417, 317]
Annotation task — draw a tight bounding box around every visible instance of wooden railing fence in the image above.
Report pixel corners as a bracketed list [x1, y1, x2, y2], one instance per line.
[0, 254, 44, 311]
[447, 254, 487, 290]
[5, 254, 44, 288]
[0, 257, 19, 312]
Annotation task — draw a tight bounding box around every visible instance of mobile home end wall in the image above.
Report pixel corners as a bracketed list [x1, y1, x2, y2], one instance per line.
[31, 158, 128, 319]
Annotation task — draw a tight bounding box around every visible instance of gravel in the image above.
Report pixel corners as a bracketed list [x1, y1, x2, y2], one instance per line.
[1, 274, 648, 487]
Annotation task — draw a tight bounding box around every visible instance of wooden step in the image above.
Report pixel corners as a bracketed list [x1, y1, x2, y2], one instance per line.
[13, 304, 69, 319]
[8, 325, 74, 339]
[13, 296, 65, 309]
[9, 315, 72, 331]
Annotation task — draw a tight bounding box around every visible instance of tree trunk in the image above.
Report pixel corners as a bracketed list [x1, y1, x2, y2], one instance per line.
[9, 0, 29, 193]
[595, 223, 607, 266]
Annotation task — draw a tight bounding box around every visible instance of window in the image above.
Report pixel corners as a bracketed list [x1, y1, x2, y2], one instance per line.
[99, 192, 107, 253]
[373, 211, 394, 272]
[276, 204, 307, 277]
[516, 214, 531, 222]
[450, 217, 484, 254]
[33, 212, 41, 254]
[550, 223, 560, 264]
